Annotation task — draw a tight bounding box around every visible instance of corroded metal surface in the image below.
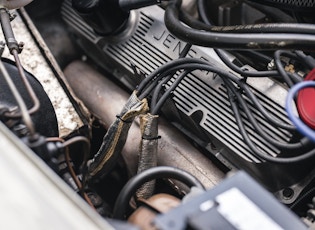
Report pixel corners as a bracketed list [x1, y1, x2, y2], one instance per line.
[0, 9, 83, 137]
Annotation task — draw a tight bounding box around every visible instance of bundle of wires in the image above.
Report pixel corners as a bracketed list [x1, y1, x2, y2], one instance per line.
[132, 43, 193, 200]
[87, 91, 149, 180]
[135, 55, 315, 164]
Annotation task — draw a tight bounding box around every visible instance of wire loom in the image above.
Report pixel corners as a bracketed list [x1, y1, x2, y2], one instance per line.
[136, 113, 159, 199]
[87, 91, 149, 179]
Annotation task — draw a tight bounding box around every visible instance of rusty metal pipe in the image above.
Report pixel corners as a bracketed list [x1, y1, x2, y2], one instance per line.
[64, 60, 224, 189]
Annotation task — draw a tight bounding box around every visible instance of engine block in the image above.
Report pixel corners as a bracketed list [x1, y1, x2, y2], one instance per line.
[61, 0, 315, 202]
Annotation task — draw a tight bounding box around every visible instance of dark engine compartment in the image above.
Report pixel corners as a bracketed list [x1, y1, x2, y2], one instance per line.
[1, 0, 315, 228]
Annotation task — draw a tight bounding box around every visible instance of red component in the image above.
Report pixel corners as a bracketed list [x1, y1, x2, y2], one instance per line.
[297, 68, 315, 129]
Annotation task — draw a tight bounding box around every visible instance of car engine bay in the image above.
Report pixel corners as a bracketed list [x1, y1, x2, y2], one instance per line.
[1, 0, 315, 229]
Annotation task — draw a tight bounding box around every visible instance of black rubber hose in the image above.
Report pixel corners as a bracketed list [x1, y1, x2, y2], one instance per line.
[182, 0, 313, 34]
[112, 166, 205, 219]
[182, 6, 280, 77]
[164, 0, 315, 50]
[178, 11, 279, 77]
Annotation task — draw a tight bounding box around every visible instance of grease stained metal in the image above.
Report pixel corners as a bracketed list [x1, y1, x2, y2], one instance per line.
[0, 11, 82, 137]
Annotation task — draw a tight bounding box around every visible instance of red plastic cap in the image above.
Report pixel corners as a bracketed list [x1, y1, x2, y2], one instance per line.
[297, 68, 315, 130]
